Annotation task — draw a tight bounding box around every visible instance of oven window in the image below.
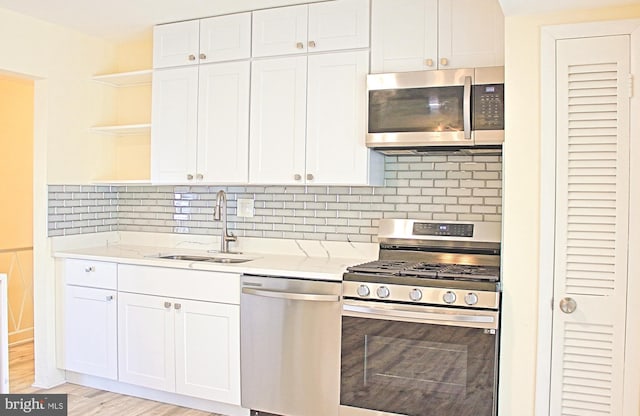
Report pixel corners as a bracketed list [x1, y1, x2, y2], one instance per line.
[341, 316, 498, 416]
[364, 335, 468, 396]
[368, 86, 464, 134]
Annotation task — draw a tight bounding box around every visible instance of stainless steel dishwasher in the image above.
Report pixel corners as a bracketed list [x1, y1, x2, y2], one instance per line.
[240, 274, 341, 416]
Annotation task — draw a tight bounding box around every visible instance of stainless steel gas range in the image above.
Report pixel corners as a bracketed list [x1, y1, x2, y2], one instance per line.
[340, 219, 501, 416]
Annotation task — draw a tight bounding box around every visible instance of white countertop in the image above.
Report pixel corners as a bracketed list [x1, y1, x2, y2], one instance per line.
[54, 244, 368, 281]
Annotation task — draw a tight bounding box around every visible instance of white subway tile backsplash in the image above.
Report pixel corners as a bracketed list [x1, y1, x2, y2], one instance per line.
[48, 155, 502, 242]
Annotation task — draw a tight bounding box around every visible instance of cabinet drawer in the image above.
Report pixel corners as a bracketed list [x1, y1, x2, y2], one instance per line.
[65, 259, 117, 289]
[118, 264, 240, 305]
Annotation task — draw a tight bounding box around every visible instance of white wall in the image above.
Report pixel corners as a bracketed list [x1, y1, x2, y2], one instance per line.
[500, 4, 640, 415]
[0, 7, 118, 387]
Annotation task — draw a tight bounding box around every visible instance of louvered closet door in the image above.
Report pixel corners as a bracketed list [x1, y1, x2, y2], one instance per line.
[550, 35, 631, 415]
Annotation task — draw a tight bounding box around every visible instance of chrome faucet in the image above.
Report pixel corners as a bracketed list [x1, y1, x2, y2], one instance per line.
[213, 190, 237, 253]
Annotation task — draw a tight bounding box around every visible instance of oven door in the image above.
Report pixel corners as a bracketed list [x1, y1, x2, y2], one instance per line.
[340, 300, 500, 416]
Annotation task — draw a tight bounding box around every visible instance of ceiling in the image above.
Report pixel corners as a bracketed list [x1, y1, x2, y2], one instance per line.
[0, 0, 638, 41]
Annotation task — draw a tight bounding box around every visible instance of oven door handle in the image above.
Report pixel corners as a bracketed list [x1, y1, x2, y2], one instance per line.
[342, 301, 499, 330]
[242, 287, 340, 302]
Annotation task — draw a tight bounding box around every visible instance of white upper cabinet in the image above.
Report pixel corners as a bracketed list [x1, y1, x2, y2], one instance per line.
[250, 51, 383, 185]
[371, 0, 504, 73]
[154, 20, 200, 68]
[437, 0, 504, 69]
[151, 62, 250, 184]
[150, 66, 199, 183]
[151, 13, 251, 184]
[249, 56, 307, 184]
[252, 0, 370, 57]
[197, 61, 250, 183]
[199, 13, 252, 63]
[307, 0, 370, 52]
[306, 51, 381, 185]
[154, 13, 251, 68]
[252, 5, 308, 57]
[371, 0, 438, 73]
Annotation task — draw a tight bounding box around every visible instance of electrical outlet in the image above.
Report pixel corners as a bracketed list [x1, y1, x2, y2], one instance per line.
[237, 198, 255, 218]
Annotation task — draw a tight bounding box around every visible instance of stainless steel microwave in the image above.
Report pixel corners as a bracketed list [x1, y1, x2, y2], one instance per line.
[366, 67, 504, 154]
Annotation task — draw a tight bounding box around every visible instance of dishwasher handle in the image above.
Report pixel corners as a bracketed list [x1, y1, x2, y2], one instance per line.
[242, 287, 340, 302]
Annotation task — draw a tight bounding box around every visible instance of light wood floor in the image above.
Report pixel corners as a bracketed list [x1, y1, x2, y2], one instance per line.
[9, 342, 224, 416]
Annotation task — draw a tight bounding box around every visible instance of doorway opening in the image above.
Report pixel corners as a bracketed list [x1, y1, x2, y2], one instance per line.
[0, 73, 35, 392]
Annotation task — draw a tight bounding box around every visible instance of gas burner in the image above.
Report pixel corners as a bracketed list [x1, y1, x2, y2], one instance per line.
[437, 265, 500, 281]
[397, 263, 441, 278]
[347, 260, 415, 275]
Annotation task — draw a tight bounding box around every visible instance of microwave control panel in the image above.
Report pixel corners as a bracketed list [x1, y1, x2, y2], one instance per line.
[473, 84, 504, 130]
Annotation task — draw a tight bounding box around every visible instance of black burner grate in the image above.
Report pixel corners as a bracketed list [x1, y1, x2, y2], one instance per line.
[348, 261, 499, 282]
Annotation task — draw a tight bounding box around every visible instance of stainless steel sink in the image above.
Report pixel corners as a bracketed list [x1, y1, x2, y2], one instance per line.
[158, 255, 212, 261]
[156, 254, 253, 263]
[208, 257, 251, 263]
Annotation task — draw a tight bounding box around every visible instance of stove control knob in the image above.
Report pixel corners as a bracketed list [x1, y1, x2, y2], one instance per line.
[465, 292, 479, 306]
[357, 285, 370, 297]
[443, 291, 457, 304]
[376, 286, 390, 299]
[409, 288, 423, 301]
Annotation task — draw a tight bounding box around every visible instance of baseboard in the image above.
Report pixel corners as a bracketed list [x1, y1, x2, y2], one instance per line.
[66, 372, 250, 416]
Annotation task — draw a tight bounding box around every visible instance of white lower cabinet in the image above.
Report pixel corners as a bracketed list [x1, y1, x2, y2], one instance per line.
[61, 259, 242, 407]
[64, 286, 117, 380]
[116, 264, 242, 405]
[62, 259, 118, 380]
[118, 292, 175, 391]
[175, 299, 240, 403]
[118, 291, 241, 404]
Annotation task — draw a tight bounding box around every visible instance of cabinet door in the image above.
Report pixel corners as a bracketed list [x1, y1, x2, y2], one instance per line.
[252, 4, 308, 57]
[306, 51, 372, 185]
[118, 292, 175, 392]
[438, 0, 504, 69]
[249, 56, 307, 184]
[308, 0, 370, 53]
[198, 61, 250, 184]
[175, 300, 240, 404]
[64, 286, 117, 380]
[153, 20, 200, 68]
[370, 0, 438, 73]
[200, 13, 251, 63]
[151, 66, 199, 183]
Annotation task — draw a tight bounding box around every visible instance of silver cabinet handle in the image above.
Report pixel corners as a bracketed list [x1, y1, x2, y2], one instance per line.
[174, 303, 182, 310]
[306, 173, 314, 181]
[106, 295, 114, 301]
[463, 75, 472, 140]
[242, 287, 339, 302]
[188, 54, 196, 61]
[164, 301, 172, 309]
[425, 58, 434, 67]
[440, 57, 449, 66]
[199, 53, 206, 60]
[84, 266, 95, 273]
[559, 297, 577, 314]
[308, 40, 316, 48]
[294, 174, 302, 181]
[296, 42, 304, 49]
[196, 173, 204, 180]
[187, 174, 194, 180]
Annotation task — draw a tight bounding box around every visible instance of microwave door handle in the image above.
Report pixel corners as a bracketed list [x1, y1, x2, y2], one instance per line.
[463, 75, 472, 139]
